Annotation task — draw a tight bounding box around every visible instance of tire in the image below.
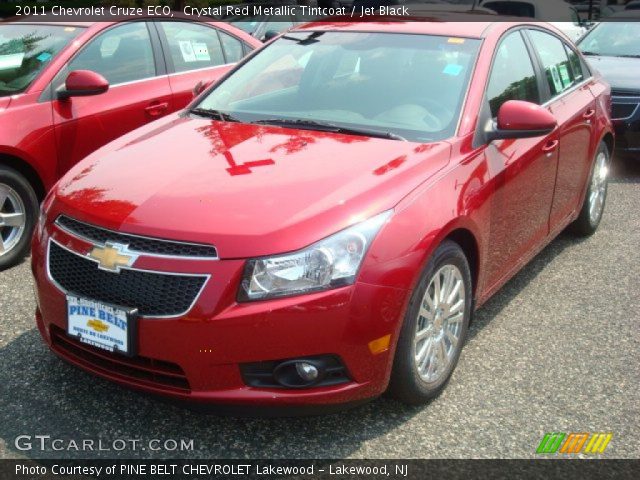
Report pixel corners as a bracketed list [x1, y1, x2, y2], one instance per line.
[569, 141, 610, 237]
[0, 166, 39, 270]
[388, 240, 472, 405]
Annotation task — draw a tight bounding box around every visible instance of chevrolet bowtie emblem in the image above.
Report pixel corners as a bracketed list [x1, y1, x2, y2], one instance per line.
[88, 242, 138, 273]
[87, 319, 109, 333]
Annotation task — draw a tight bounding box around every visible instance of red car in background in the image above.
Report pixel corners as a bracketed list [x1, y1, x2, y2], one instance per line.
[0, 20, 260, 269]
[32, 21, 613, 410]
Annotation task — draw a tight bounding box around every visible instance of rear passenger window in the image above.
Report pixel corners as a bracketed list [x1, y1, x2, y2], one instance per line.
[68, 22, 155, 85]
[565, 45, 585, 83]
[487, 32, 540, 117]
[528, 30, 576, 97]
[219, 31, 243, 63]
[160, 22, 225, 73]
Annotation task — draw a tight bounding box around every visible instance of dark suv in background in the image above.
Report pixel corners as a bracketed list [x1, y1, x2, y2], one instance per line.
[578, 19, 640, 159]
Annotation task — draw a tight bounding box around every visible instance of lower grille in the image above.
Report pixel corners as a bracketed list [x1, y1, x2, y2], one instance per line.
[51, 326, 190, 392]
[48, 241, 207, 317]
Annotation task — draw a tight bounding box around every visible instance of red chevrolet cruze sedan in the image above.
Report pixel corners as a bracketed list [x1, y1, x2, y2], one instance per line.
[0, 20, 260, 269]
[32, 21, 613, 410]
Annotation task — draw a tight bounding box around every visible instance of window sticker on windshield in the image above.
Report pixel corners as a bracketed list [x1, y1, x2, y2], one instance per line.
[550, 65, 564, 93]
[36, 52, 52, 63]
[448, 38, 465, 44]
[558, 64, 571, 89]
[0, 53, 25, 71]
[179, 40, 197, 63]
[443, 64, 463, 76]
[192, 42, 210, 62]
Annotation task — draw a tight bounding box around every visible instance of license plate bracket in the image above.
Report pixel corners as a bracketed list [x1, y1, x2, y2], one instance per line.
[66, 295, 138, 357]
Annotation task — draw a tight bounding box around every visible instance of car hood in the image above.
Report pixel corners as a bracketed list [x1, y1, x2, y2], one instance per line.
[53, 114, 451, 258]
[584, 55, 640, 92]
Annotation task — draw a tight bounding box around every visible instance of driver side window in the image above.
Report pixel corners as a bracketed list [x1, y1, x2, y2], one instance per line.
[487, 31, 540, 118]
[66, 22, 156, 86]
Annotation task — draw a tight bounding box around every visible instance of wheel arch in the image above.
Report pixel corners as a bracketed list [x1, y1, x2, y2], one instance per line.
[444, 228, 479, 295]
[0, 153, 46, 201]
[413, 217, 484, 301]
[601, 131, 614, 157]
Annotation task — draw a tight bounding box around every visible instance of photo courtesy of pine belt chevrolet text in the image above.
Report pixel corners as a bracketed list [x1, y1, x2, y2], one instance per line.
[27, 21, 614, 411]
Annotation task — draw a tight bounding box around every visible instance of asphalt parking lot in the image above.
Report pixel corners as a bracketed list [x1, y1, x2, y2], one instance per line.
[0, 159, 638, 460]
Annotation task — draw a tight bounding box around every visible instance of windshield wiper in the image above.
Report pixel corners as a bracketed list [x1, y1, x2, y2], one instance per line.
[580, 51, 598, 56]
[253, 118, 407, 141]
[189, 108, 240, 122]
[613, 54, 640, 59]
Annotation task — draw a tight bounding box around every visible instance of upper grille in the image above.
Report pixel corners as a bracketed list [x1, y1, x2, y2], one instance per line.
[48, 241, 207, 317]
[56, 216, 218, 258]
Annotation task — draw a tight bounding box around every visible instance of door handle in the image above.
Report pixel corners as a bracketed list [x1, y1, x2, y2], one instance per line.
[145, 102, 169, 117]
[542, 139, 559, 157]
[582, 108, 596, 120]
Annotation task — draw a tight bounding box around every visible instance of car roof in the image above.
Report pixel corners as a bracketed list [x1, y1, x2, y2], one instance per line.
[294, 18, 544, 39]
[0, 19, 95, 27]
[1, 18, 261, 46]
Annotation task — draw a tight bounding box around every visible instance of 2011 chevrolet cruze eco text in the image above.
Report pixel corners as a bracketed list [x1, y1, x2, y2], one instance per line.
[32, 21, 613, 410]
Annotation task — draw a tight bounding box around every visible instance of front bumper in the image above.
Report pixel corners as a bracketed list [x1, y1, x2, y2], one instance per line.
[32, 220, 409, 407]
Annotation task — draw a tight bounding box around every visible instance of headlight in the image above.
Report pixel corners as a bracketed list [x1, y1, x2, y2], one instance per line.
[36, 205, 48, 239]
[239, 211, 392, 301]
[36, 192, 55, 238]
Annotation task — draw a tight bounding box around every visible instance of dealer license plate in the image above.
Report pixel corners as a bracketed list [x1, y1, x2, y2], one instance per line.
[66, 295, 136, 356]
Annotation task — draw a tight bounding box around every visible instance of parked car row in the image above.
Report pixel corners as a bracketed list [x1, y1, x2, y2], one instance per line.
[24, 18, 620, 411]
[0, 20, 261, 268]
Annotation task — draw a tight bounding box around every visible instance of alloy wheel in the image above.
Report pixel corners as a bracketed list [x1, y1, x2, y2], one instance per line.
[414, 264, 465, 383]
[588, 151, 608, 225]
[0, 183, 27, 257]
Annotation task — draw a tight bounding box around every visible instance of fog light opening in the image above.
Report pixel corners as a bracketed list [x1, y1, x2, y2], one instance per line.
[273, 359, 325, 388]
[295, 362, 319, 382]
[241, 354, 350, 389]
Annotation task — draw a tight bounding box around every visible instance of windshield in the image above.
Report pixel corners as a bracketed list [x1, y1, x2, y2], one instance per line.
[0, 24, 83, 96]
[579, 22, 640, 57]
[196, 31, 481, 143]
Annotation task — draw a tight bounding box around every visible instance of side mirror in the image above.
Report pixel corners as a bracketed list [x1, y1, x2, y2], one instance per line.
[487, 100, 557, 142]
[262, 30, 279, 42]
[192, 80, 211, 98]
[57, 70, 109, 100]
